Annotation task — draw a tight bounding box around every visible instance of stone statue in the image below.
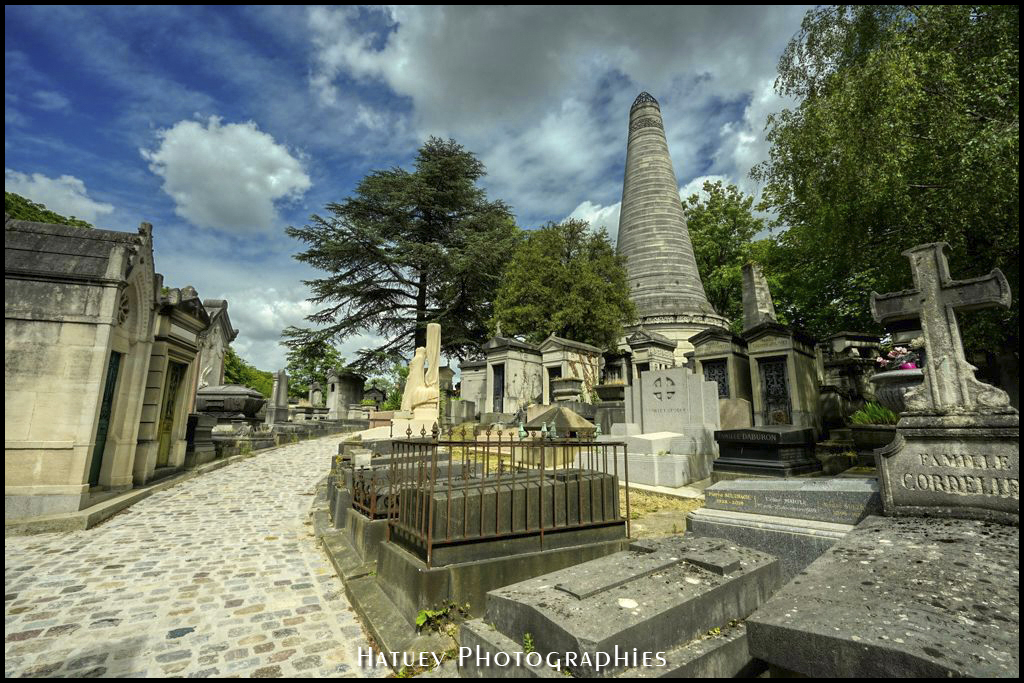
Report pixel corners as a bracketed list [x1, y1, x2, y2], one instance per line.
[400, 323, 441, 418]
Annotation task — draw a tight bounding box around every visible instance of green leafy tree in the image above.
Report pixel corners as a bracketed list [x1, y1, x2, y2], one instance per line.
[683, 180, 765, 324]
[283, 337, 346, 399]
[5, 191, 94, 228]
[223, 346, 274, 397]
[753, 5, 1018, 353]
[492, 219, 635, 350]
[285, 137, 520, 371]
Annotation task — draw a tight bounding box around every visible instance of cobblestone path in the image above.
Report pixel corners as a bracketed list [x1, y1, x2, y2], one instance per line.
[5, 437, 382, 678]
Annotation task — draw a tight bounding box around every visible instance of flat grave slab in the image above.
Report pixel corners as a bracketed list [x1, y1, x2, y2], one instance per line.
[747, 515, 1019, 678]
[479, 536, 781, 677]
[703, 478, 881, 525]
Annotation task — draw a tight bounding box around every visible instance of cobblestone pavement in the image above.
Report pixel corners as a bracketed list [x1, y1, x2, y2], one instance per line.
[5, 437, 384, 678]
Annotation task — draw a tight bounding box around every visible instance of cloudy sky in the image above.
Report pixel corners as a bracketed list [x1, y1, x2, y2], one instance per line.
[5, 6, 807, 370]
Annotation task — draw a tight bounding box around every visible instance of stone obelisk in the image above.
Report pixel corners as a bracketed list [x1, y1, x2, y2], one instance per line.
[617, 92, 729, 362]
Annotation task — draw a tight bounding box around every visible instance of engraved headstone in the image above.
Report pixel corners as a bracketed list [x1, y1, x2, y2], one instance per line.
[870, 242, 1017, 523]
[745, 243, 1019, 678]
[264, 369, 290, 425]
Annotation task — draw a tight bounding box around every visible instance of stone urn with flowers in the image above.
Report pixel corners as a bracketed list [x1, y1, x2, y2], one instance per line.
[869, 342, 924, 414]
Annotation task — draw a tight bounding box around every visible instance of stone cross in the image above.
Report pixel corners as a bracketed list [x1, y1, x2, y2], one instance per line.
[742, 262, 777, 332]
[870, 242, 1012, 413]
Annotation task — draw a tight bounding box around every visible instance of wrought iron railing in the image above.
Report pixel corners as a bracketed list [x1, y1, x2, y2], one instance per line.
[357, 424, 630, 567]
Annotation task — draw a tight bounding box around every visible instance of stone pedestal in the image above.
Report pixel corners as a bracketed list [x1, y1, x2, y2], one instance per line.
[876, 412, 1018, 524]
[184, 413, 217, 468]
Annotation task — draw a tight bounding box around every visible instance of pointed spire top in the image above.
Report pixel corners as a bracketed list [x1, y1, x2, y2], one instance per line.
[631, 92, 659, 112]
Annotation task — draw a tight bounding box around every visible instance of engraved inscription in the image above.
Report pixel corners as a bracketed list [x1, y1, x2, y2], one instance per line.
[899, 451, 1018, 499]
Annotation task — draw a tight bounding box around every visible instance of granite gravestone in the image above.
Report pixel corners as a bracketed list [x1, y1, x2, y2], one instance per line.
[624, 367, 720, 453]
[711, 426, 820, 478]
[687, 478, 882, 580]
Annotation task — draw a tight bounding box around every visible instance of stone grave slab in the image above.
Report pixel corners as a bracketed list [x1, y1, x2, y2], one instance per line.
[463, 536, 781, 678]
[747, 515, 1019, 678]
[702, 478, 881, 525]
[688, 475, 884, 581]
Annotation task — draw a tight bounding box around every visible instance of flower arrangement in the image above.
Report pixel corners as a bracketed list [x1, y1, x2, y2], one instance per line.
[875, 345, 921, 371]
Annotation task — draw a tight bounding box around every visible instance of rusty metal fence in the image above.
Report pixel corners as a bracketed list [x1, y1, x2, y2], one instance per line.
[359, 424, 630, 567]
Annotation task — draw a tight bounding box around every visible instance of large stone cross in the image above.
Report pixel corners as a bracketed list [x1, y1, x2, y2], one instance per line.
[870, 242, 1012, 413]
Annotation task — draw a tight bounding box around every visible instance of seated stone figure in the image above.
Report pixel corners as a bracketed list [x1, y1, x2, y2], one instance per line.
[400, 323, 441, 420]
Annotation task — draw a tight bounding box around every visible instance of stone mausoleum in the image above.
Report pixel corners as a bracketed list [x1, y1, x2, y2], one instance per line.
[5, 217, 211, 520]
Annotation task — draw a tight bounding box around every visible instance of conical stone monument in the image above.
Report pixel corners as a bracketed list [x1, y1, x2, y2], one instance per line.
[617, 92, 729, 362]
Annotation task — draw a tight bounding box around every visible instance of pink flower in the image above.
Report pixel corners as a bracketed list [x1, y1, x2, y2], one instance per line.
[899, 362, 918, 370]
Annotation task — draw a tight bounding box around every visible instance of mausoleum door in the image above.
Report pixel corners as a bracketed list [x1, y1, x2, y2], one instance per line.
[157, 361, 187, 467]
[758, 357, 792, 425]
[703, 360, 730, 399]
[492, 363, 505, 413]
[89, 351, 123, 487]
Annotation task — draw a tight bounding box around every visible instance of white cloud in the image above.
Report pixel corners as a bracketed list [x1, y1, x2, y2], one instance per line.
[679, 175, 731, 203]
[713, 78, 795, 202]
[140, 116, 311, 233]
[306, 6, 808, 223]
[5, 168, 115, 223]
[565, 200, 622, 243]
[30, 90, 70, 112]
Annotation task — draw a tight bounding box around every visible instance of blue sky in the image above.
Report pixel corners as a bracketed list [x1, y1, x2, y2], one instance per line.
[5, 6, 808, 370]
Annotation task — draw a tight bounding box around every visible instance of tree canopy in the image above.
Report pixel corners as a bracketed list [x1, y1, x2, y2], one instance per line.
[285, 137, 520, 371]
[491, 219, 635, 350]
[754, 5, 1018, 352]
[283, 337, 345, 399]
[223, 346, 273, 397]
[683, 180, 765, 327]
[5, 192, 94, 228]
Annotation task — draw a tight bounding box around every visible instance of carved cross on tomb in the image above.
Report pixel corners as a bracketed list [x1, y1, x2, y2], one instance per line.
[870, 242, 1011, 413]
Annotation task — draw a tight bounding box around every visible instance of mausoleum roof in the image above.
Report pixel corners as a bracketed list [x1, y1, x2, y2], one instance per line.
[539, 334, 603, 354]
[5, 216, 147, 283]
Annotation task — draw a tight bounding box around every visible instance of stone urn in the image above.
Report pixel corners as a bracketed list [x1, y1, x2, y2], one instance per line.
[869, 369, 924, 414]
[195, 384, 267, 418]
[550, 377, 585, 402]
[849, 424, 897, 449]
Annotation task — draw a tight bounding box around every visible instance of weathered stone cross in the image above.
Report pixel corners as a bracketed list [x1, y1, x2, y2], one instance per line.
[870, 242, 1011, 413]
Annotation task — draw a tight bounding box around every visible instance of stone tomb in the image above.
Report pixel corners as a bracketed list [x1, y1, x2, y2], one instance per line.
[712, 426, 821, 479]
[687, 478, 881, 580]
[741, 263, 822, 434]
[746, 243, 1019, 677]
[869, 242, 1018, 523]
[747, 516, 1018, 677]
[459, 536, 780, 678]
[595, 367, 721, 487]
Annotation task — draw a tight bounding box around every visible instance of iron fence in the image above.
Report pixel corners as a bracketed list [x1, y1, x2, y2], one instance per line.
[371, 424, 629, 567]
